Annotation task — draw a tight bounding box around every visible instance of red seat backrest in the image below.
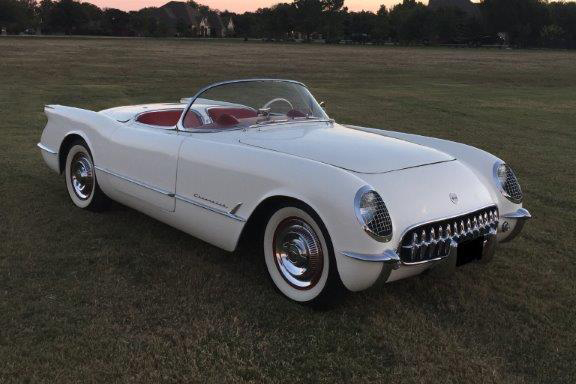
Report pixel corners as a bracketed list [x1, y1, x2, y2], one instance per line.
[208, 107, 257, 123]
[216, 113, 239, 127]
[182, 111, 203, 129]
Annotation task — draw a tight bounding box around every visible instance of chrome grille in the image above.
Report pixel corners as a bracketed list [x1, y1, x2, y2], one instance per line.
[502, 165, 523, 203]
[363, 193, 392, 238]
[399, 206, 498, 264]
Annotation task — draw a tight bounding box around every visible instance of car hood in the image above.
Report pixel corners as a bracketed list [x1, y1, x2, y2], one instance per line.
[239, 123, 454, 174]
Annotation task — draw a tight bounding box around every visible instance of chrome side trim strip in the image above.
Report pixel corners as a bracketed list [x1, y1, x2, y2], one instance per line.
[175, 194, 246, 222]
[341, 249, 401, 264]
[94, 166, 246, 222]
[94, 166, 175, 197]
[37, 142, 58, 155]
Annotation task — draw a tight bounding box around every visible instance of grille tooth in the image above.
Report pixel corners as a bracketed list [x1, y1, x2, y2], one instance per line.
[438, 226, 444, 255]
[410, 232, 418, 262]
[472, 216, 479, 236]
[429, 227, 437, 257]
[421, 229, 428, 260]
[399, 206, 499, 263]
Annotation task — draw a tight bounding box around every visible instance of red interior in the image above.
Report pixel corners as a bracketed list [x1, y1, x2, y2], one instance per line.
[216, 114, 240, 127]
[136, 110, 183, 127]
[183, 111, 203, 129]
[208, 107, 258, 123]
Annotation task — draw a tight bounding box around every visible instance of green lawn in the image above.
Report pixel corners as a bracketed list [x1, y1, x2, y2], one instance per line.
[1, 37, 575, 383]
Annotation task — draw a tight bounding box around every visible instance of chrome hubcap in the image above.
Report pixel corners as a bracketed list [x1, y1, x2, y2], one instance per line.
[70, 152, 94, 200]
[273, 217, 323, 289]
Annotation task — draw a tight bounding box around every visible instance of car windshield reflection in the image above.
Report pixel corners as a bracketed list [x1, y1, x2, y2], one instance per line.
[181, 80, 329, 131]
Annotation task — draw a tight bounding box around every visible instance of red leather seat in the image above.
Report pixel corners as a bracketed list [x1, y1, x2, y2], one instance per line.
[216, 113, 239, 127]
[208, 107, 257, 123]
[183, 111, 203, 129]
[136, 110, 183, 127]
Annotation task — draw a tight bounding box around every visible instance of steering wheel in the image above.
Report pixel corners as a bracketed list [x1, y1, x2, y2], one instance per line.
[262, 98, 294, 112]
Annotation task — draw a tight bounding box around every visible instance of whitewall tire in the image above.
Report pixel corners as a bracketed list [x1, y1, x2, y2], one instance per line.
[64, 141, 109, 211]
[263, 205, 345, 305]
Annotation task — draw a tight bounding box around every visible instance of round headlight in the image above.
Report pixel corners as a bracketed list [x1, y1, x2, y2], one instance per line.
[493, 162, 523, 203]
[354, 186, 393, 242]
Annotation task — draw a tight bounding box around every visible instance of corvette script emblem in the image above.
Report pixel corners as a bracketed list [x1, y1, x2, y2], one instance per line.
[449, 193, 459, 204]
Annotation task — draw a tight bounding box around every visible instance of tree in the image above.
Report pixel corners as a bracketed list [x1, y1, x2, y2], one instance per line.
[345, 11, 378, 43]
[0, 0, 37, 33]
[48, 0, 88, 34]
[430, 6, 466, 44]
[322, 0, 345, 43]
[233, 11, 257, 39]
[546, 2, 576, 48]
[257, 3, 295, 40]
[102, 8, 129, 36]
[480, 0, 547, 47]
[390, 0, 432, 44]
[373, 5, 391, 43]
[293, 0, 323, 41]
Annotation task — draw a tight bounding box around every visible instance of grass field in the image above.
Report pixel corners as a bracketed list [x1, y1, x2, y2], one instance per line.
[1, 37, 575, 383]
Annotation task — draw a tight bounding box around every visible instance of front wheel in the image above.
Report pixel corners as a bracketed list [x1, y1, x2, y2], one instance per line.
[263, 205, 346, 306]
[64, 140, 110, 211]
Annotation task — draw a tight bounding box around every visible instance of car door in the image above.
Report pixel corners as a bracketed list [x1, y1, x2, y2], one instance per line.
[103, 123, 183, 212]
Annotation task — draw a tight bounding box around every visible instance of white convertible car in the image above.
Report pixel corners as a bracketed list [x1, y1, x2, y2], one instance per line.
[38, 79, 531, 305]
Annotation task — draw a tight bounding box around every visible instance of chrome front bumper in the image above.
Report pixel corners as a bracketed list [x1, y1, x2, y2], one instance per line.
[342, 208, 531, 282]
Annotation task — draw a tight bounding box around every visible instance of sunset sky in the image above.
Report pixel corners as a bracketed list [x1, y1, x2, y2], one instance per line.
[85, 0, 397, 13]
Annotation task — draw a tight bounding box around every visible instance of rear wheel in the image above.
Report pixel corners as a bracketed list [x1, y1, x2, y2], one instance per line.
[64, 141, 110, 211]
[263, 204, 346, 306]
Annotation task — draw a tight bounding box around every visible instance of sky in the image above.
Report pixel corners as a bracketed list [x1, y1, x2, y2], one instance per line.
[85, 0, 394, 13]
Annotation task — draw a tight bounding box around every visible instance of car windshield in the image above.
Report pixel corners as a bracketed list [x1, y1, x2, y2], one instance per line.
[181, 80, 329, 131]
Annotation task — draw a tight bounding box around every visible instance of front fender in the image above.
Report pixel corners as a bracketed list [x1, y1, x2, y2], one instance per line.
[345, 125, 528, 243]
[176, 136, 389, 291]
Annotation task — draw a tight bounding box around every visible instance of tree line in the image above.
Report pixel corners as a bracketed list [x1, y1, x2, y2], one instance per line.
[1, 0, 575, 48]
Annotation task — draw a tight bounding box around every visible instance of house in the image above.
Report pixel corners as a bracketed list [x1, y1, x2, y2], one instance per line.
[224, 18, 235, 37]
[153, 1, 225, 37]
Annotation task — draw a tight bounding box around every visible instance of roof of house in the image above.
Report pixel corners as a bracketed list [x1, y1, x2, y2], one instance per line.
[153, 1, 224, 32]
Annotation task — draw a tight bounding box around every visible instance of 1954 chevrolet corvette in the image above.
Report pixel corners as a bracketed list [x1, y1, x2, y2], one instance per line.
[38, 79, 531, 305]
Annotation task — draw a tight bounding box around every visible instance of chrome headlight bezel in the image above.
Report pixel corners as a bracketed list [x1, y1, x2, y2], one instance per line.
[493, 162, 523, 204]
[354, 186, 393, 243]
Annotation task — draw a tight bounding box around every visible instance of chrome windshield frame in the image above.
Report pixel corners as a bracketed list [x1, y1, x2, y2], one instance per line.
[176, 79, 327, 132]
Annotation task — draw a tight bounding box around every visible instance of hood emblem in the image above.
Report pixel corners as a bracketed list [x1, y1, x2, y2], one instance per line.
[449, 193, 459, 205]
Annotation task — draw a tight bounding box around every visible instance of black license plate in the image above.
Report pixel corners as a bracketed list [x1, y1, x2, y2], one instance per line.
[456, 237, 485, 266]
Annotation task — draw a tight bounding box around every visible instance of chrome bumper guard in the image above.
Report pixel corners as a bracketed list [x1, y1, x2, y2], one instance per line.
[500, 208, 532, 243]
